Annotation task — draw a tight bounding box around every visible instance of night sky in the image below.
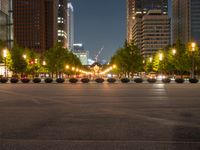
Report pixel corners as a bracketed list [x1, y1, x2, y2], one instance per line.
[71, 0, 171, 61]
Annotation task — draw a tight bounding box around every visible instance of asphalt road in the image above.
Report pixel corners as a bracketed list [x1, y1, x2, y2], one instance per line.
[0, 83, 200, 150]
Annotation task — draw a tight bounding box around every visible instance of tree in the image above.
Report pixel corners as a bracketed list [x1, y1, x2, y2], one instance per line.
[45, 44, 82, 78]
[172, 40, 190, 78]
[110, 41, 143, 77]
[24, 49, 41, 77]
[10, 43, 27, 75]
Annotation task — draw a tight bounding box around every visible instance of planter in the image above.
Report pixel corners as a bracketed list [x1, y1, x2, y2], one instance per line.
[0, 77, 8, 83]
[107, 78, 116, 83]
[189, 78, 199, 83]
[81, 78, 90, 83]
[134, 78, 143, 83]
[69, 78, 78, 83]
[33, 78, 41, 83]
[121, 78, 130, 83]
[10, 78, 19, 83]
[21, 78, 30, 83]
[45, 78, 53, 83]
[162, 78, 171, 84]
[95, 78, 105, 83]
[175, 78, 185, 83]
[56, 78, 65, 83]
[147, 78, 157, 83]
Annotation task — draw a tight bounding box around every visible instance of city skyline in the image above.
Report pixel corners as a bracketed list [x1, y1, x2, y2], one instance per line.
[71, 0, 126, 61]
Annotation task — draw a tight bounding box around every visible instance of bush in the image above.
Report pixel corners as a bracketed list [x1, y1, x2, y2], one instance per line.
[147, 78, 157, 83]
[81, 78, 90, 83]
[56, 78, 65, 83]
[10, 78, 19, 83]
[0, 77, 8, 83]
[121, 78, 130, 83]
[45, 78, 53, 83]
[21, 78, 30, 83]
[189, 78, 199, 83]
[33, 78, 41, 83]
[107, 78, 116, 83]
[95, 78, 105, 83]
[162, 78, 171, 84]
[134, 78, 143, 83]
[69, 78, 78, 83]
[175, 78, 185, 83]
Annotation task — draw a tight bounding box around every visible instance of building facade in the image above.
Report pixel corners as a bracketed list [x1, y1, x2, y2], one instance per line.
[141, 10, 170, 57]
[67, 2, 74, 50]
[172, 0, 200, 45]
[127, 0, 169, 57]
[73, 50, 89, 65]
[13, 0, 58, 52]
[57, 0, 68, 48]
[0, 0, 9, 41]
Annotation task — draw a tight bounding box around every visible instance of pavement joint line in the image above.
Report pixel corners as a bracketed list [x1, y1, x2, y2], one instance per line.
[1, 139, 200, 144]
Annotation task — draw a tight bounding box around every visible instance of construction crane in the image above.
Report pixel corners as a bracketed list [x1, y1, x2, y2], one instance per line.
[94, 46, 104, 62]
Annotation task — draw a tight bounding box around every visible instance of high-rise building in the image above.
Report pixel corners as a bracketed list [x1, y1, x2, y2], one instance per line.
[73, 43, 84, 51]
[141, 10, 170, 57]
[57, 0, 68, 48]
[73, 43, 88, 65]
[8, 0, 13, 48]
[127, 0, 169, 57]
[172, 0, 200, 45]
[13, 0, 58, 52]
[0, 0, 9, 41]
[73, 50, 89, 65]
[67, 2, 74, 50]
[127, 0, 168, 43]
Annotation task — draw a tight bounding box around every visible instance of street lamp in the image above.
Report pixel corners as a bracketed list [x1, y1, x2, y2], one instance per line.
[66, 65, 69, 69]
[159, 53, 163, 79]
[172, 49, 176, 55]
[42, 61, 46, 66]
[3, 49, 7, 77]
[35, 58, 38, 64]
[191, 42, 196, 78]
[159, 53, 163, 61]
[112, 64, 117, 69]
[149, 57, 152, 63]
[23, 54, 27, 59]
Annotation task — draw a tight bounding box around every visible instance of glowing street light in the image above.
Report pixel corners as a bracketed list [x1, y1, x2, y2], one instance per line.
[3, 49, 7, 77]
[35, 58, 38, 64]
[3, 49, 7, 58]
[112, 64, 117, 69]
[149, 57, 152, 63]
[172, 49, 176, 55]
[66, 65, 69, 69]
[42, 61, 46, 66]
[191, 42, 196, 52]
[159, 53, 163, 61]
[23, 54, 27, 59]
[191, 42, 196, 78]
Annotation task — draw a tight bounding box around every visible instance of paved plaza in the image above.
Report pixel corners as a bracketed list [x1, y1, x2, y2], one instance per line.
[0, 83, 200, 150]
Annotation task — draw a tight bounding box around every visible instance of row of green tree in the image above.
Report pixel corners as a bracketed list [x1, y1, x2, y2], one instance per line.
[111, 40, 200, 78]
[0, 41, 82, 78]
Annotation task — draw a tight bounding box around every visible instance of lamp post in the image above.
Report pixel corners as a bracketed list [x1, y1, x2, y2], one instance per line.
[172, 49, 176, 78]
[3, 49, 7, 77]
[172, 49, 176, 56]
[191, 42, 196, 78]
[159, 53, 163, 79]
[23, 54, 27, 59]
[42, 61, 46, 66]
